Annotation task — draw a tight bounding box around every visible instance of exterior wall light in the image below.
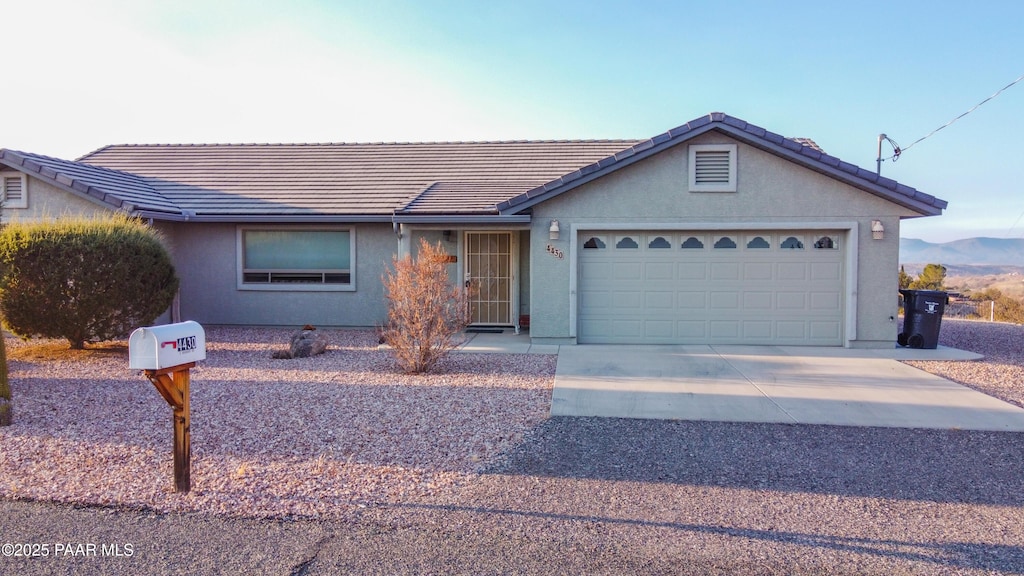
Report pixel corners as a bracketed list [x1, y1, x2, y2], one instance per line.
[871, 220, 885, 240]
[549, 220, 560, 240]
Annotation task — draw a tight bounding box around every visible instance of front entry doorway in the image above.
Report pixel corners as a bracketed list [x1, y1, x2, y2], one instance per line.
[465, 232, 514, 325]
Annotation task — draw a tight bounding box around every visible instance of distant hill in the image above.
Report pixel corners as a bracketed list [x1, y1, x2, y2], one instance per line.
[900, 237, 1024, 267]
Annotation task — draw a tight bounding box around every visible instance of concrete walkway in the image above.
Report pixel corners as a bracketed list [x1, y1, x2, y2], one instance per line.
[455, 331, 1024, 431]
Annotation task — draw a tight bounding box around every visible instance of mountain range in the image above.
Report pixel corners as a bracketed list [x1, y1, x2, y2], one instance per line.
[900, 237, 1024, 268]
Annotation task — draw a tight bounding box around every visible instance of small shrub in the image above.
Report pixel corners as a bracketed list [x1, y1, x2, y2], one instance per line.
[381, 239, 470, 373]
[0, 214, 179, 349]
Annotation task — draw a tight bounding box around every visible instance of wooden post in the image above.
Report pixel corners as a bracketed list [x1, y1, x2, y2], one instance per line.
[172, 368, 191, 493]
[143, 362, 196, 493]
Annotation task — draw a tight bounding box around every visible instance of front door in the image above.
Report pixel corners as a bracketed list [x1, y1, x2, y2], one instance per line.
[465, 232, 513, 325]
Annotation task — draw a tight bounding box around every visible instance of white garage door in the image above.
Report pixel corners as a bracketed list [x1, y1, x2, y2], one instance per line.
[578, 231, 845, 345]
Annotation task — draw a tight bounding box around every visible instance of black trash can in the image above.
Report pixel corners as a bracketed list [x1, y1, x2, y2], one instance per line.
[898, 289, 948, 349]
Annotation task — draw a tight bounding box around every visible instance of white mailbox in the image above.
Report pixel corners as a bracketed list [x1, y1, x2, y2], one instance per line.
[129, 321, 206, 370]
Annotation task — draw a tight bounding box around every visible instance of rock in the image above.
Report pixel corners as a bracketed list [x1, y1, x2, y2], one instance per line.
[289, 327, 328, 358]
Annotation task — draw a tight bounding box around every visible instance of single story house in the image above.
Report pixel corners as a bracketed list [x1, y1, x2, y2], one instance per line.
[0, 112, 946, 348]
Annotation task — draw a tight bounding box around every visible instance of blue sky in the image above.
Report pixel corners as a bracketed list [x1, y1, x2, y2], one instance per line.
[2, 0, 1022, 243]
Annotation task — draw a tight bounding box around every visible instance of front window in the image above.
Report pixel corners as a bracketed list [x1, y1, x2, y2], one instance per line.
[238, 227, 354, 291]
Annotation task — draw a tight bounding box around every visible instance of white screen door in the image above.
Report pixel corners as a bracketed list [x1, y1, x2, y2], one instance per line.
[465, 232, 513, 325]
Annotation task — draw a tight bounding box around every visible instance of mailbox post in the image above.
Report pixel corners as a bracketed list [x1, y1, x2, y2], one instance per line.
[129, 321, 206, 493]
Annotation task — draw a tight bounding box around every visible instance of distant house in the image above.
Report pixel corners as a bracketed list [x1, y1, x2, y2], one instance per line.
[0, 113, 946, 348]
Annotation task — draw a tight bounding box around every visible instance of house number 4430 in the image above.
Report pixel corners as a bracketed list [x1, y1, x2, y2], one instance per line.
[546, 244, 564, 259]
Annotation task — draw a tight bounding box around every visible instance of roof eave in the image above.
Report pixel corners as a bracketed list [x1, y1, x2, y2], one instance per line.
[0, 149, 174, 215]
[392, 214, 531, 225]
[176, 213, 394, 224]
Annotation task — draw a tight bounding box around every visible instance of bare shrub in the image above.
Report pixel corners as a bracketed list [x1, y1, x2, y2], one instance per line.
[381, 240, 470, 373]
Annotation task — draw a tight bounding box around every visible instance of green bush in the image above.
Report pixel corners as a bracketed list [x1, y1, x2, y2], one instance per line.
[0, 215, 179, 349]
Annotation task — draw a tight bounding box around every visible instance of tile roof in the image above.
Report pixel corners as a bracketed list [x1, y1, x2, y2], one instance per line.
[76, 141, 637, 220]
[0, 113, 946, 222]
[0, 149, 179, 214]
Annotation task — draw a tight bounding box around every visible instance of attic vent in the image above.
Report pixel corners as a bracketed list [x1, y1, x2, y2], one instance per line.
[1, 173, 27, 208]
[688, 144, 737, 192]
[695, 151, 731, 183]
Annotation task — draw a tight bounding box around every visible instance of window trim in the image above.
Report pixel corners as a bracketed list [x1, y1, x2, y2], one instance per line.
[236, 225, 356, 292]
[688, 144, 737, 193]
[1, 171, 28, 209]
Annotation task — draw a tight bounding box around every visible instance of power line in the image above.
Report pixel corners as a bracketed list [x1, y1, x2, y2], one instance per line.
[880, 72, 1024, 163]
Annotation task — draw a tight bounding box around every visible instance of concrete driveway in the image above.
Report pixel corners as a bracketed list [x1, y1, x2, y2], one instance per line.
[551, 344, 1024, 431]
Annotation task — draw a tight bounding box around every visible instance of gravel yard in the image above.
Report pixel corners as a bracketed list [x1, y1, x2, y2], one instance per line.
[2, 319, 1024, 574]
[905, 318, 1024, 410]
[0, 327, 555, 518]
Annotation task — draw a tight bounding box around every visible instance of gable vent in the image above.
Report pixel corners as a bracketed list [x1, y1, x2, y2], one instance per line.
[3, 175, 23, 201]
[694, 150, 732, 184]
[688, 144, 737, 192]
[2, 174, 27, 208]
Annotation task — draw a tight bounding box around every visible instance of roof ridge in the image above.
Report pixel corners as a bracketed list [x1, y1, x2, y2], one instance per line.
[88, 139, 642, 149]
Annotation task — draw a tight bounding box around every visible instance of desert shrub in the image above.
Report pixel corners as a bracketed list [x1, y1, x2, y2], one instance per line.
[967, 288, 1024, 324]
[0, 215, 179, 349]
[381, 239, 470, 373]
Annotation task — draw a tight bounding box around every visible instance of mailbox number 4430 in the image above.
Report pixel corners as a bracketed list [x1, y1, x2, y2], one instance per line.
[161, 336, 197, 352]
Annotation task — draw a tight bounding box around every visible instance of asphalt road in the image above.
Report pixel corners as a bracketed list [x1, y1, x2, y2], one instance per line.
[0, 498, 720, 575]
[4, 417, 1024, 575]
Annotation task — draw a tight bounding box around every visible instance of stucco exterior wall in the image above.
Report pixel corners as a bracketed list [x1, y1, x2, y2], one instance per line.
[410, 229, 460, 286]
[156, 222, 395, 327]
[528, 133, 924, 347]
[3, 175, 112, 222]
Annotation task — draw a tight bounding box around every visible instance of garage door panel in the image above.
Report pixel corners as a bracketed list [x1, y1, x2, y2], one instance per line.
[810, 321, 841, 340]
[709, 291, 740, 309]
[744, 262, 774, 280]
[810, 262, 842, 280]
[581, 262, 612, 280]
[645, 320, 674, 338]
[677, 292, 707, 308]
[613, 291, 642, 309]
[777, 321, 807, 339]
[645, 262, 675, 280]
[678, 262, 708, 280]
[743, 321, 773, 339]
[677, 321, 707, 338]
[710, 262, 741, 280]
[578, 230, 844, 345]
[579, 289, 613, 309]
[810, 292, 842, 310]
[777, 292, 807, 310]
[777, 262, 807, 281]
[612, 319, 643, 338]
[743, 292, 773, 310]
[710, 321, 741, 339]
[580, 318, 612, 337]
[645, 291, 675, 309]
[614, 262, 642, 279]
